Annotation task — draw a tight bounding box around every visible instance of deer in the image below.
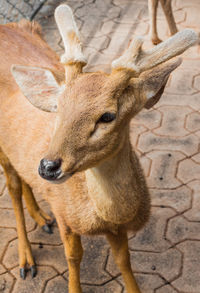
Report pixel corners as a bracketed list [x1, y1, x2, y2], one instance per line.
[0, 3, 197, 293]
[148, 0, 178, 44]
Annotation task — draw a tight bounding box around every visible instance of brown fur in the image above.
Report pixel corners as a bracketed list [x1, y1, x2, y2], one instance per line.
[0, 6, 196, 291]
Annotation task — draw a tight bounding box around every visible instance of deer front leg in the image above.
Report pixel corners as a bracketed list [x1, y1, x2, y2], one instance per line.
[106, 229, 141, 293]
[148, 0, 162, 45]
[3, 167, 36, 279]
[160, 0, 178, 36]
[22, 181, 54, 234]
[62, 232, 83, 293]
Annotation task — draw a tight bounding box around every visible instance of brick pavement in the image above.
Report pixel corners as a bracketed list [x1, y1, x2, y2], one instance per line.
[0, 0, 200, 292]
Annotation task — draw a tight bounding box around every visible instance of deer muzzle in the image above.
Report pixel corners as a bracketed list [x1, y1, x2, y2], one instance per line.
[38, 158, 62, 181]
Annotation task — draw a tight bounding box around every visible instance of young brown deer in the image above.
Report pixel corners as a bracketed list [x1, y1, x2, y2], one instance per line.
[148, 0, 178, 44]
[0, 4, 197, 293]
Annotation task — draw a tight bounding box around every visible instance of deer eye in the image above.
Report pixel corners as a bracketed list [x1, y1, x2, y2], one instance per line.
[98, 112, 116, 123]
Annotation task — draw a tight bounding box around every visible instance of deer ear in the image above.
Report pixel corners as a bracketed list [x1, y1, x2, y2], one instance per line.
[11, 65, 64, 112]
[136, 58, 182, 109]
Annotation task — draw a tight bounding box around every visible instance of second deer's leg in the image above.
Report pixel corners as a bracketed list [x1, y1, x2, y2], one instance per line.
[0, 152, 36, 279]
[22, 181, 54, 234]
[106, 229, 141, 293]
[160, 0, 178, 35]
[148, 0, 162, 44]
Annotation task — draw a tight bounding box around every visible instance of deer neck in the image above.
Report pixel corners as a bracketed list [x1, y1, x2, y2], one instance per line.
[85, 128, 141, 224]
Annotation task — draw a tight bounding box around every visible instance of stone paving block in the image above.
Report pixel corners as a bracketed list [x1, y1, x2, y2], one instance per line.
[193, 74, 200, 91]
[113, 0, 146, 7]
[79, 235, 111, 285]
[42, 28, 62, 53]
[180, 59, 200, 70]
[115, 3, 146, 24]
[192, 153, 200, 163]
[0, 207, 35, 232]
[175, 0, 200, 9]
[106, 247, 182, 282]
[102, 33, 131, 57]
[155, 284, 178, 293]
[153, 106, 191, 137]
[31, 244, 67, 274]
[82, 280, 123, 293]
[151, 185, 192, 213]
[135, 273, 165, 293]
[80, 18, 105, 39]
[28, 224, 62, 246]
[156, 92, 200, 110]
[0, 188, 12, 209]
[76, 1, 120, 21]
[138, 132, 199, 156]
[0, 264, 6, 275]
[166, 216, 200, 244]
[184, 6, 200, 27]
[129, 123, 148, 147]
[146, 151, 184, 189]
[134, 109, 162, 131]
[101, 20, 149, 36]
[166, 69, 198, 95]
[185, 111, 200, 132]
[0, 272, 14, 293]
[3, 239, 22, 269]
[129, 207, 175, 252]
[177, 158, 200, 183]
[183, 180, 200, 222]
[44, 275, 67, 293]
[117, 273, 165, 293]
[0, 173, 5, 195]
[172, 241, 200, 293]
[0, 228, 17, 260]
[11, 266, 57, 293]
[140, 155, 152, 178]
[86, 35, 110, 51]
[0, 209, 19, 229]
[194, 130, 200, 138]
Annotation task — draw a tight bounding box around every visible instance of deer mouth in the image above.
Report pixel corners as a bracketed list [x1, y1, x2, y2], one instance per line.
[49, 172, 74, 184]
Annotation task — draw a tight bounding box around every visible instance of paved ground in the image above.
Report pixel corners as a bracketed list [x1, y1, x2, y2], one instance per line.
[0, 0, 200, 292]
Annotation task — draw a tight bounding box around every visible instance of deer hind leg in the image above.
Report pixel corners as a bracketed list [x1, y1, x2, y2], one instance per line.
[148, 0, 162, 45]
[0, 151, 36, 279]
[160, 0, 178, 35]
[22, 181, 54, 234]
[106, 229, 141, 293]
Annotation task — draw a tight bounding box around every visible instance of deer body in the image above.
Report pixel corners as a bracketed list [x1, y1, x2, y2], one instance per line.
[0, 4, 197, 293]
[0, 23, 149, 236]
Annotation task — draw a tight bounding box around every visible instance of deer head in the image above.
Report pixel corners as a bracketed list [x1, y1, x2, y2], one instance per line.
[11, 4, 198, 182]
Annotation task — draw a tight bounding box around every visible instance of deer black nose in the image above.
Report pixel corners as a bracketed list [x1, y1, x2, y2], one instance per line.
[39, 158, 62, 181]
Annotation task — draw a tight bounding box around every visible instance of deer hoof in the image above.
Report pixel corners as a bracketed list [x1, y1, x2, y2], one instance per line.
[42, 223, 53, 234]
[152, 37, 162, 45]
[31, 265, 37, 278]
[20, 267, 26, 280]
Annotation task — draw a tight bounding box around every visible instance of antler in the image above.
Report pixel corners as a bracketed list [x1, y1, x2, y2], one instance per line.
[55, 4, 87, 79]
[112, 29, 198, 76]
